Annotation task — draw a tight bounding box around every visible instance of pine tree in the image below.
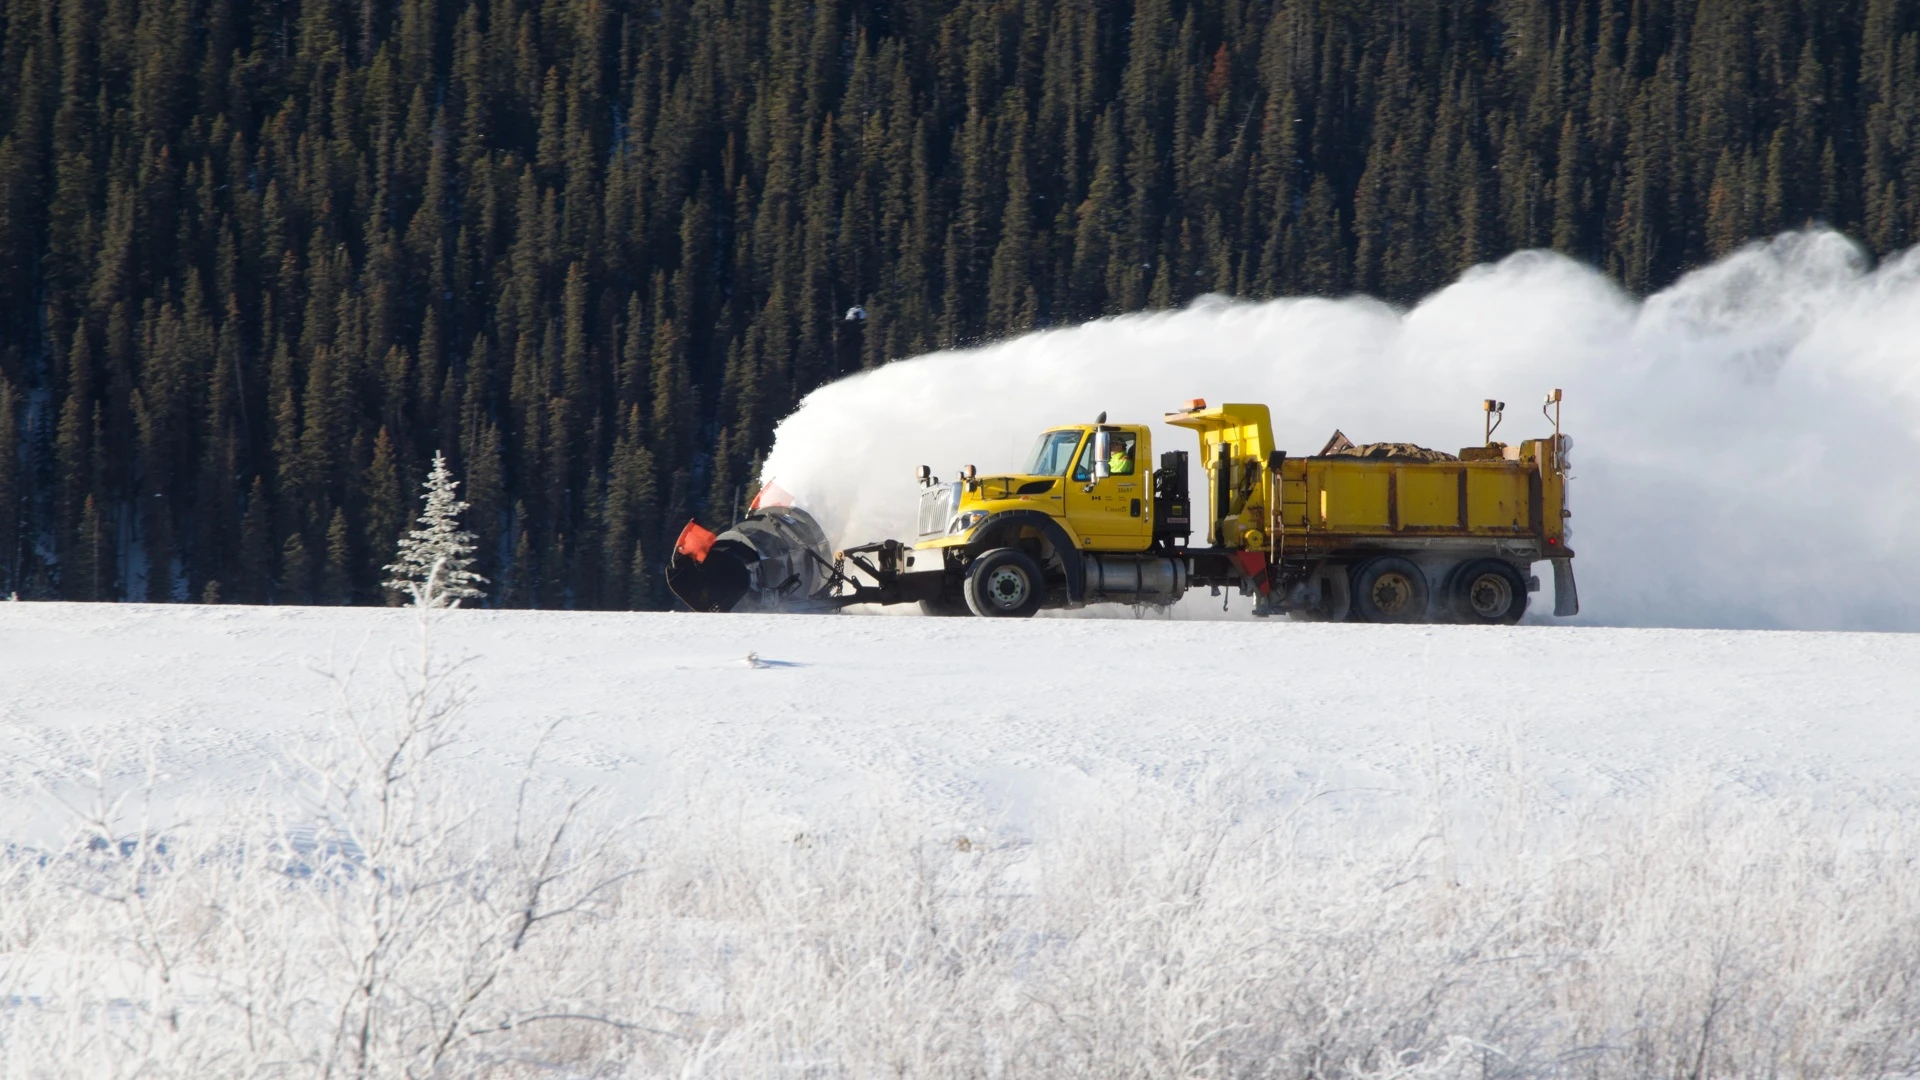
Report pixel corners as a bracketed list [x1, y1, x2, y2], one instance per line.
[986, 119, 1036, 335]
[0, 376, 17, 594]
[364, 427, 404, 589]
[384, 450, 487, 608]
[70, 495, 108, 601]
[507, 508, 536, 608]
[239, 477, 273, 604]
[280, 532, 312, 605]
[322, 507, 353, 604]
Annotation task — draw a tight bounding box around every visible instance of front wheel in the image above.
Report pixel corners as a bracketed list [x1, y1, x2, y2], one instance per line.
[963, 548, 1045, 618]
[917, 586, 969, 617]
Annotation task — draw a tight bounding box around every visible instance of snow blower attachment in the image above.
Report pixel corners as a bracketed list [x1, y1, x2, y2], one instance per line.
[667, 502, 952, 614]
[666, 505, 843, 613]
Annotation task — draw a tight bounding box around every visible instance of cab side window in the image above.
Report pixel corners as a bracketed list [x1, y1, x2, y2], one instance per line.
[1073, 432, 1139, 481]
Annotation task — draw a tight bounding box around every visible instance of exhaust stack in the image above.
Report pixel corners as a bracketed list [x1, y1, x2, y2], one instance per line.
[666, 505, 840, 613]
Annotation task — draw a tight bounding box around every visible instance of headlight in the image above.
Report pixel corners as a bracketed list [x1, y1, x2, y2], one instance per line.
[950, 510, 987, 534]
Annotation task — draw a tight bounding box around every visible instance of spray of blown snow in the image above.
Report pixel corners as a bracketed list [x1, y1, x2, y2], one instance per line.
[761, 231, 1920, 631]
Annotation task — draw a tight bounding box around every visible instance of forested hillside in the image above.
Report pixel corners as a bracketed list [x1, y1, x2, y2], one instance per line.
[0, 0, 1915, 606]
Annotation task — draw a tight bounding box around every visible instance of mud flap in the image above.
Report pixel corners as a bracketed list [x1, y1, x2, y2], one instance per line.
[1229, 550, 1270, 594]
[1551, 558, 1580, 617]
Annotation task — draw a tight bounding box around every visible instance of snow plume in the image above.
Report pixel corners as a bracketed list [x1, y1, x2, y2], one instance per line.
[762, 231, 1920, 631]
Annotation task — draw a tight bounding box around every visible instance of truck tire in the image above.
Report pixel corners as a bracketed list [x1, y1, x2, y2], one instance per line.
[1288, 568, 1352, 622]
[918, 588, 969, 617]
[1350, 557, 1429, 623]
[964, 548, 1045, 618]
[1449, 559, 1528, 624]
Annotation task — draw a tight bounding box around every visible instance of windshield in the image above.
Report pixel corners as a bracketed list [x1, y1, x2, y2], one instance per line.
[1024, 430, 1085, 476]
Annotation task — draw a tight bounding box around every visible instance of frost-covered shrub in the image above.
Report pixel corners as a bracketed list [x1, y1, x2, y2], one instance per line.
[3, 631, 1917, 1078]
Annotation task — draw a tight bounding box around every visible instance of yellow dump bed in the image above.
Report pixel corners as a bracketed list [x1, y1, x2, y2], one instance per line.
[1278, 446, 1568, 550]
[1166, 402, 1573, 562]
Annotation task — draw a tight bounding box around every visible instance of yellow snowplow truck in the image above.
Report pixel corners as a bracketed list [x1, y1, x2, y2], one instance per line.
[667, 394, 1577, 623]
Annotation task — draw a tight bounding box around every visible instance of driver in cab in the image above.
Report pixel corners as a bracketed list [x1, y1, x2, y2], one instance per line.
[1107, 439, 1135, 476]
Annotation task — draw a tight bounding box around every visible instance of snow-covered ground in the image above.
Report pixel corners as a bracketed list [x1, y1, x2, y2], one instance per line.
[4, 604, 1918, 1078]
[4, 602, 1917, 834]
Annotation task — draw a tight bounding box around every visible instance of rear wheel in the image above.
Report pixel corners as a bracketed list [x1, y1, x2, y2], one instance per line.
[1350, 557, 1429, 623]
[1449, 559, 1528, 624]
[964, 548, 1045, 618]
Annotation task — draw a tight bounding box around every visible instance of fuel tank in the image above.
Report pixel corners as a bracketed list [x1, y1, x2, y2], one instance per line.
[665, 505, 841, 613]
[1084, 553, 1189, 605]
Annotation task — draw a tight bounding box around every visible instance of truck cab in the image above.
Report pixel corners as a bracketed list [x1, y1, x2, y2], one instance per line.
[912, 422, 1160, 558]
[891, 418, 1200, 617]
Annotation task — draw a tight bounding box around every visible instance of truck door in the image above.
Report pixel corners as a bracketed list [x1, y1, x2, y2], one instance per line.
[1062, 427, 1153, 551]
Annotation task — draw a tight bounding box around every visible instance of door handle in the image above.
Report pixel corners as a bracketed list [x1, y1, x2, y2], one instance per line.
[1130, 498, 1142, 517]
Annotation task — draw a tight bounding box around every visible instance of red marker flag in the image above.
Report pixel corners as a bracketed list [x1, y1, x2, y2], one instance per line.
[674, 520, 718, 563]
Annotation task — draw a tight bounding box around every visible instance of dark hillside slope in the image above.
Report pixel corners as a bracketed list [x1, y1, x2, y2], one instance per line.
[0, 0, 1914, 605]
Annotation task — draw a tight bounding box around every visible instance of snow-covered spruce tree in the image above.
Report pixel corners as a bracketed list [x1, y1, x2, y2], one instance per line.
[385, 451, 487, 608]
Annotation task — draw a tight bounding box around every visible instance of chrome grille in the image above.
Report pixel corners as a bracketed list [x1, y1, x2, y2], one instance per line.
[917, 483, 960, 538]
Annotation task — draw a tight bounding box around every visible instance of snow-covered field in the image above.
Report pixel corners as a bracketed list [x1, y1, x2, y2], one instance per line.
[5, 603, 1918, 830]
[3, 602, 1918, 1077]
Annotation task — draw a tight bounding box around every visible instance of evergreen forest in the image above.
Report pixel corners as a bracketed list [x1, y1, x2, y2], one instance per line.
[0, 0, 1916, 606]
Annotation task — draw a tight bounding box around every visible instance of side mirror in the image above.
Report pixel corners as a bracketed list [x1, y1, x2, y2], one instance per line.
[1092, 430, 1111, 480]
[917, 464, 931, 487]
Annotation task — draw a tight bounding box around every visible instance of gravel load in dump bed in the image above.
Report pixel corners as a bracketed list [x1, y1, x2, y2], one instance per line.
[1316, 431, 1460, 462]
